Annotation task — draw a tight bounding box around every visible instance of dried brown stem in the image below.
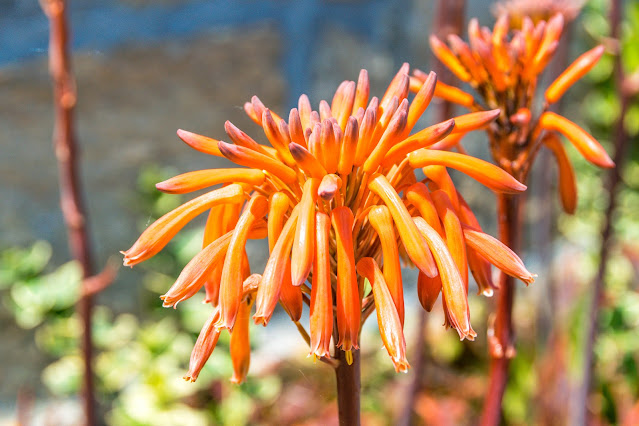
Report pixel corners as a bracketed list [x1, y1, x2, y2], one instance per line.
[573, 0, 630, 423]
[41, 0, 99, 424]
[480, 193, 522, 426]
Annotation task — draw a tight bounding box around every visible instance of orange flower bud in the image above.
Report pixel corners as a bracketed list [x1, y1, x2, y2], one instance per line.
[406, 71, 437, 134]
[433, 81, 475, 108]
[224, 120, 276, 158]
[318, 174, 342, 202]
[356, 257, 409, 372]
[298, 94, 312, 131]
[122, 184, 245, 266]
[380, 63, 410, 110]
[423, 166, 460, 212]
[177, 129, 223, 157]
[368, 206, 404, 326]
[230, 297, 253, 384]
[363, 108, 407, 173]
[289, 142, 327, 179]
[291, 178, 320, 287]
[429, 35, 471, 82]
[218, 141, 298, 184]
[462, 225, 535, 285]
[408, 149, 527, 193]
[353, 69, 370, 115]
[450, 109, 501, 134]
[417, 271, 442, 311]
[320, 119, 340, 174]
[218, 195, 269, 329]
[431, 190, 468, 290]
[405, 183, 444, 235]
[368, 175, 438, 277]
[353, 100, 378, 167]
[331, 206, 361, 351]
[254, 207, 299, 325]
[288, 108, 307, 148]
[337, 116, 359, 175]
[544, 132, 577, 214]
[309, 212, 333, 359]
[262, 109, 296, 167]
[155, 168, 265, 194]
[544, 44, 604, 104]
[334, 80, 356, 130]
[382, 119, 455, 167]
[413, 217, 475, 340]
[538, 111, 614, 168]
[184, 308, 222, 382]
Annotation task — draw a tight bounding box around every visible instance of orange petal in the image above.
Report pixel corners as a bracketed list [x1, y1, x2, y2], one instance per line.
[434, 80, 475, 108]
[218, 196, 269, 330]
[363, 107, 407, 173]
[334, 80, 356, 130]
[230, 297, 253, 384]
[422, 166, 460, 212]
[291, 178, 320, 287]
[368, 175, 438, 277]
[254, 207, 299, 325]
[156, 168, 265, 194]
[184, 308, 222, 382]
[267, 192, 302, 321]
[544, 132, 577, 214]
[462, 225, 535, 285]
[218, 141, 298, 184]
[177, 129, 223, 157]
[262, 109, 296, 167]
[417, 271, 442, 312]
[320, 119, 340, 174]
[450, 109, 500, 134]
[289, 142, 327, 179]
[405, 71, 437, 135]
[382, 119, 455, 167]
[122, 184, 245, 266]
[429, 35, 471, 82]
[546, 46, 605, 103]
[380, 63, 410, 110]
[408, 149, 527, 193]
[331, 206, 361, 351]
[224, 120, 276, 158]
[203, 205, 226, 248]
[288, 108, 307, 148]
[337, 116, 358, 175]
[413, 217, 475, 340]
[431, 190, 468, 290]
[405, 183, 444, 235]
[161, 232, 233, 308]
[368, 206, 404, 326]
[538, 111, 614, 168]
[309, 212, 333, 358]
[353, 100, 378, 167]
[298, 94, 312, 131]
[356, 257, 409, 372]
[204, 263, 223, 305]
[318, 174, 342, 202]
[353, 69, 370, 115]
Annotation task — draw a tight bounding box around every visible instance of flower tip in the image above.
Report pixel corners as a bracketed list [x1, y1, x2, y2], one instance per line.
[393, 359, 411, 374]
[482, 289, 494, 297]
[183, 374, 196, 383]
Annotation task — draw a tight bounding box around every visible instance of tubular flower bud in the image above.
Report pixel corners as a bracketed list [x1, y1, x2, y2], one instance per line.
[122, 184, 245, 266]
[431, 191, 469, 290]
[291, 179, 320, 287]
[218, 195, 269, 330]
[124, 65, 525, 380]
[544, 132, 577, 214]
[368, 206, 404, 326]
[356, 258, 410, 372]
[413, 218, 476, 340]
[332, 207, 361, 351]
[450, 109, 501, 134]
[539, 112, 614, 169]
[309, 212, 333, 359]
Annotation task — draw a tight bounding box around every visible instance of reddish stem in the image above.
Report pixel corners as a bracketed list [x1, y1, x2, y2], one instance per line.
[480, 193, 522, 426]
[335, 346, 361, 426]
[42, 1, 96, 424]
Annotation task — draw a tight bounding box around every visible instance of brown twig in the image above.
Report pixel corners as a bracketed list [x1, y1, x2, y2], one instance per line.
[573, 0, 631, 423]
[398, 1, 466, 425]
[40, 1, 115, 424]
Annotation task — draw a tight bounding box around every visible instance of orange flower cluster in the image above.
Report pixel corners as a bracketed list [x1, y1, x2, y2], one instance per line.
[122, 65, 534, 381]
[419, 13, 613, 211]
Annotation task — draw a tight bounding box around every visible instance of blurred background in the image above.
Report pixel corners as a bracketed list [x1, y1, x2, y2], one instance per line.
[1, 0, 638, 424]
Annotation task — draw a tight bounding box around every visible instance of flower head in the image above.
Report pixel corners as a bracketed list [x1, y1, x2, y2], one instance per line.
[420, 13, 613, 208]
[123, 65, 532, 380]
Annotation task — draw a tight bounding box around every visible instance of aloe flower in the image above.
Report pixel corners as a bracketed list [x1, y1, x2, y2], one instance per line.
[420, 12, 613, 194]
[123, 65, 532, 381]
